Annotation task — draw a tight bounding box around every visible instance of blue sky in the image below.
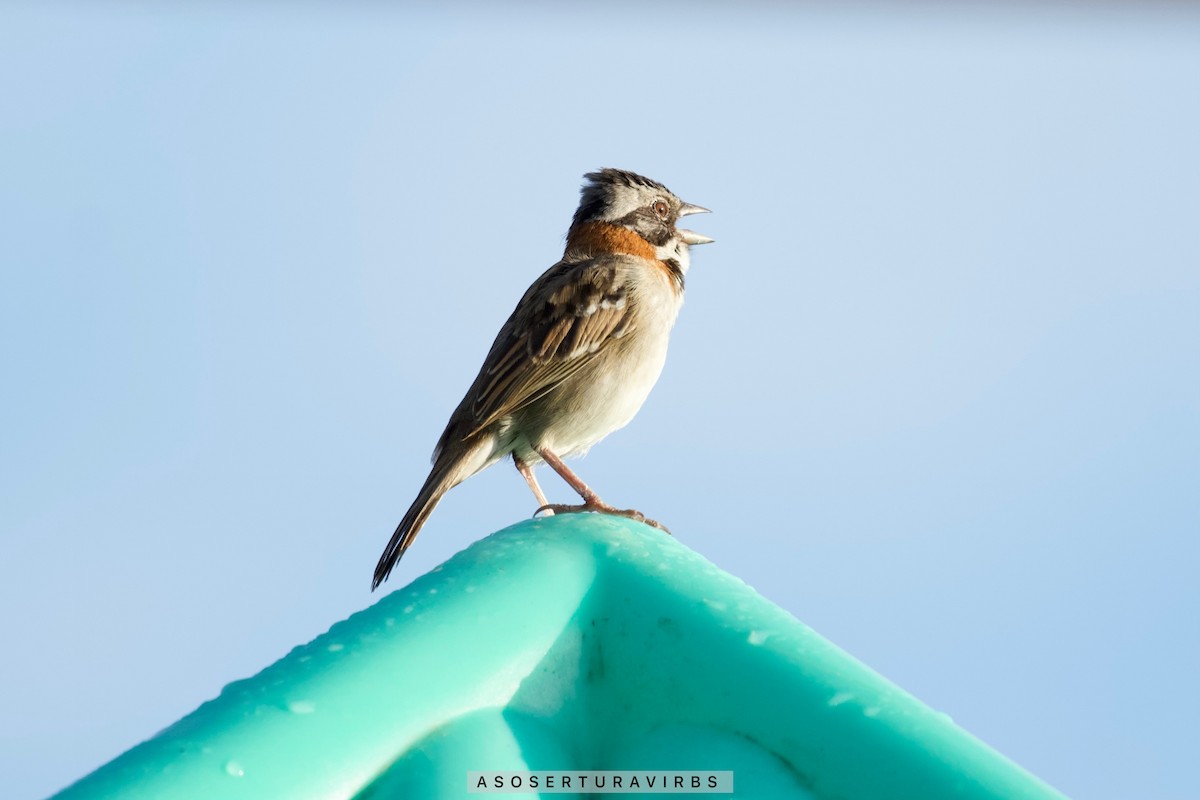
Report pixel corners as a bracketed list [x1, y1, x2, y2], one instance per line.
[1, 3, 1197, 798]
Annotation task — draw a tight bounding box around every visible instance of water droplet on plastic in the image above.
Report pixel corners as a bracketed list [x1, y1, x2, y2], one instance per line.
[327, 643, 345, 653]
[703, 599, 728, 612]
[225, 761, 244, 777]
[404, 604, 415, 614]
[748, 631, 769, 645]
[828, 691, 854, 707]
[287, 700, 316, 714]
[864, 706, 881, 718]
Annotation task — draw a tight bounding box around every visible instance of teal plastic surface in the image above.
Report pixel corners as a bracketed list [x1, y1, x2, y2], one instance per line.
[52, 515, 1067, 799]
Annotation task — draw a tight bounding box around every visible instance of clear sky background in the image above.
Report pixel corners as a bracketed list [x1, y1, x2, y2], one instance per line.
[2, 2, 1197, 798]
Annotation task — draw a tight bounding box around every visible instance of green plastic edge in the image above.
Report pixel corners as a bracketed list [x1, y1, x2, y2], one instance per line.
[50, 514, 1068, 799]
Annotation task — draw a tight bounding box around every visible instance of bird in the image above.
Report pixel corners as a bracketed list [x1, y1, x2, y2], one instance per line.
[373, 168, 712, 589]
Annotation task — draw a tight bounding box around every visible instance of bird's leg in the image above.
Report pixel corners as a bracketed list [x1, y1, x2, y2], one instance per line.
[534, 447, 601, 504]
[513, 455, 552, 515]
[534, 446, 669, 533]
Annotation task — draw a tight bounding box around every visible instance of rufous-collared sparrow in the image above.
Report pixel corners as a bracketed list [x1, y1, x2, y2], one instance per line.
[373, 168, 712, 589]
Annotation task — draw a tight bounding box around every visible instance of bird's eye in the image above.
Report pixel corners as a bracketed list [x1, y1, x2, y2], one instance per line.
[652, 199, 671, 220]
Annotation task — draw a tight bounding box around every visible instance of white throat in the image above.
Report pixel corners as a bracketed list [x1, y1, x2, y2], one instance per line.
[655, 237, 691, 274]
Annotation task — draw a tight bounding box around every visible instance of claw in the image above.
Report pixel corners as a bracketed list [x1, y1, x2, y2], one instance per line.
[537, 503, 589, 516]
[638, 516, 672, 535]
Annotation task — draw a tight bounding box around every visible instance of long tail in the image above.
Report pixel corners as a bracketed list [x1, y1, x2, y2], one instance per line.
[372, 439, 490, 590]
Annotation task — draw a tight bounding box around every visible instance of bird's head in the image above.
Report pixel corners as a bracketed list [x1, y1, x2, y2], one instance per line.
[564, 168, 712, 278]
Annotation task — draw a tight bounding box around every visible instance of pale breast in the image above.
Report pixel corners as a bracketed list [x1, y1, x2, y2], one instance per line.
[514, 259, 682, 457]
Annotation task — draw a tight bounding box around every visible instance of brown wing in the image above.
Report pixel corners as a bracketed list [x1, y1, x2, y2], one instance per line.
[436, 256, 636, 454]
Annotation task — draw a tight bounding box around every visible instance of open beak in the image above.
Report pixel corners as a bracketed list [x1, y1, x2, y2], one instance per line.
[677, 202, 713, 245]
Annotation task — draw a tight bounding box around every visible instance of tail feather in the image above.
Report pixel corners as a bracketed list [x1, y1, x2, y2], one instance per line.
[372, 440, 491, 590]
